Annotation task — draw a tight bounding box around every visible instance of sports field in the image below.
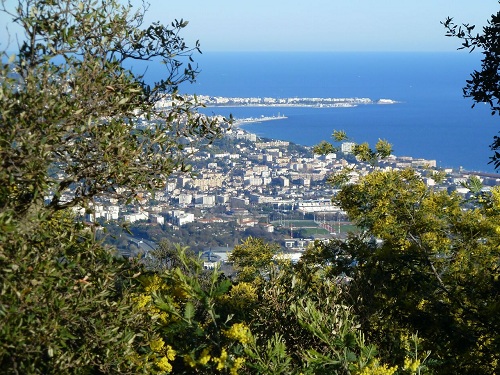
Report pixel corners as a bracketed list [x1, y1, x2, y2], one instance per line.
[270, 219, 358, 237]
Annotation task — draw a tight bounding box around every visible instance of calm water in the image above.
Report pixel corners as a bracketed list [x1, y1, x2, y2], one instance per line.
[143, 52, 500, 172]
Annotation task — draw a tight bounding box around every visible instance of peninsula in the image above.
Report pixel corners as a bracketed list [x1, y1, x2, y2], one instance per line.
[233, 114, 288, 127]
[194, 95, 398, 108]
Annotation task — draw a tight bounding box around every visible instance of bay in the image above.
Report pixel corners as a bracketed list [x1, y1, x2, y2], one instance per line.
[145, 51, 500, 172]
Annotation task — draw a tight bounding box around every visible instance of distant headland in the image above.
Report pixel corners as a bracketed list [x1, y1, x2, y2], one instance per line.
[233, 114, 288, 126]
[193, 95, 398, 108]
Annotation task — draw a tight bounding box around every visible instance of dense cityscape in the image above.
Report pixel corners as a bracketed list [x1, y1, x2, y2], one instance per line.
[70, 109, 500, 263]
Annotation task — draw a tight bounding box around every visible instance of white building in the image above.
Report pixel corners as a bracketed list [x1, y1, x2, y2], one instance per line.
[297, 199, 341, 213]
[123, 211, 149, 223]
[341, 142, 356, 154]
[230, 196, 249, 208]
[279, 176, 290, 187]
[194, 194, 216, 207]
[216, 194, 229, 204]
[150, 214, 165, 225]
[165, 181, 176, 192]
[244, 177, 263, 186]
[178, 193, 193, 206]
[175, 212, 195, 226]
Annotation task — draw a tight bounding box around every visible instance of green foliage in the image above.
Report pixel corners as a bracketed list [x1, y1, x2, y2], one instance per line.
[461, 174, 483, 194]
[244, 333, 293, 375]
[0, 0, 227, 373]
[443, 13, 500, 114]
[131, 248, 249, 374]
[333, 130, 349, 142]
[0, 211, 152, 374]
[229, 237, 280, 282]
[0, 0, 226, 217]
[128, 240, 432, 374]
[427, 169, 446, 184]
[314, 167, 500, 373]
[119, 220, 285, 253]
[443, 9, 500, 168]
[352, 138, 392, 163]
[143, 240, 197, 272]
[353, 143, 375, 162]
[127, 235, 404, 374]
[313, 131, 392, 167]
[313, 140, 337, 155]
[238, 251, 413, 374]
[374, 139, 393, 159]
[291, 298, 375, 374]
[318, 133, 393, 191]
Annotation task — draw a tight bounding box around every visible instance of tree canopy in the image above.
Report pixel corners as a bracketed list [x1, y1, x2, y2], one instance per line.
[307, 132, 500, 373]
[0, 0, 226, 219]
[443, 5, 500, 168]
[0, 0, 227, 372]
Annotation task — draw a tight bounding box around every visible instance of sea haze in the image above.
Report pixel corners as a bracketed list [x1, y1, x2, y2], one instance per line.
[143, 51, 500, 172]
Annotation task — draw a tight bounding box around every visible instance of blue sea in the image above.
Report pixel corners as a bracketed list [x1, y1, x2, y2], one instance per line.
[144, 52, 500, 172]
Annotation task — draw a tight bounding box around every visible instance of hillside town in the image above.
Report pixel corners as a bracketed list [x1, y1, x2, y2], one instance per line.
[63, 117, 500, 261]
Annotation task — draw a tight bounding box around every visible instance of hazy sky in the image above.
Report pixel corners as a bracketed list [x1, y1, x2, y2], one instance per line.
[136, 0, 499, 52]
[0, 1, 498, 52]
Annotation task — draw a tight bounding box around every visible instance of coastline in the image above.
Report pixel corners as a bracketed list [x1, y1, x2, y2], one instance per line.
[194, 95, 399, 109]
[168, 51, 500, 173]
[206, 103, 358, 108]
[230, 122, 500, 177]
[232, 114, 288, 127]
